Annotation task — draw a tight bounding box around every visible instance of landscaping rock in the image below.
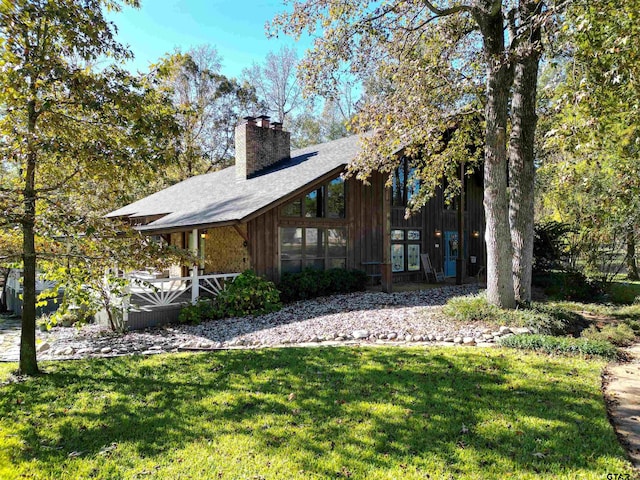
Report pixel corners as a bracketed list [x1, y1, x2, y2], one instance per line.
[352, 330, 369, 340]
[499, 326, 512, 334]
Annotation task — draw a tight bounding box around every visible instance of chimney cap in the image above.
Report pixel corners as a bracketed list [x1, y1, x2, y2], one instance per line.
[242, 116, 256, 125]
[271, 122, 283, 131]
[257, 115, 271, 128]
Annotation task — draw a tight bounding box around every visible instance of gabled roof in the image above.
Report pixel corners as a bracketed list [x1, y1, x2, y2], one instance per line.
[106, 134, 362, 232]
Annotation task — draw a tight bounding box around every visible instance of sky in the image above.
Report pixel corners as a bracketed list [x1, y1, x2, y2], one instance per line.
[107, 0, 313, 79]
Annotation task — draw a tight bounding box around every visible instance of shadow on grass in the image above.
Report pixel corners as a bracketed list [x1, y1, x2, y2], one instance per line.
[0, 348, 630, 477]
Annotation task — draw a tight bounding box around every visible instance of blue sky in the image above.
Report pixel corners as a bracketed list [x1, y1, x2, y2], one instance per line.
[107, 0, 313, 79]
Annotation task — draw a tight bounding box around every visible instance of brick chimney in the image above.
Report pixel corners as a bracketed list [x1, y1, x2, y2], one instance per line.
[235, 115, 291, 180]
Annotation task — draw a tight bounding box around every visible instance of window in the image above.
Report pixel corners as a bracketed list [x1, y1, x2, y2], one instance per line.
[282, 176, 345, 218]
[391, 229, 421, 272]
[392, 157, 419, 207]
[280, 227, 347, 274]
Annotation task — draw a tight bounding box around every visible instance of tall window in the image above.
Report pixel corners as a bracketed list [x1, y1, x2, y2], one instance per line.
[282, 176, 345, 218]
[280, 227, 348, 273]
[392, 157, 419, 207]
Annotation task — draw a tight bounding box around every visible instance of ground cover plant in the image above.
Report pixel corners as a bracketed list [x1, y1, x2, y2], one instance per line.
[442, 293, 587, 335]
[0, 347, 633, 479]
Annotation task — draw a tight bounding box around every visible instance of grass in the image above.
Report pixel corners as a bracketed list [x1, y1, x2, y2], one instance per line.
[0, 347, 634, 479]
[607, 279, 640, 305]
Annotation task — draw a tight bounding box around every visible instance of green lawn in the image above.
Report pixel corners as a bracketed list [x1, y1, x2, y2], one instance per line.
[0, 348, 634, 479]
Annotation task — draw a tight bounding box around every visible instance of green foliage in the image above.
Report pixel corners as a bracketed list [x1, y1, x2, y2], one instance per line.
[178, 271, 281, 323]
[532, 270, 604, 302]
[533, 221, 572, 273]
[581, 323, 638, 347]
[442, 294, 502, 322]
[215, 270, 281, 317]
[0, 348, 634, 478]
[177, 298, 217, 325]
[278, 268, 367, 302]
[443, 294, 587, 336]
[499, 334, 619, 359]
[607, 281, 640, 305]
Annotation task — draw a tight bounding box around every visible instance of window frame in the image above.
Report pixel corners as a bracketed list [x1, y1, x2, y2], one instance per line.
[279, 226, 348, 274]
[390, 228, 422, 273]
[281, 175, 346, 219]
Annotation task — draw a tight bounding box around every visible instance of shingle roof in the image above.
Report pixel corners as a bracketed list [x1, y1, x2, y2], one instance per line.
[106, 134, 362, 232]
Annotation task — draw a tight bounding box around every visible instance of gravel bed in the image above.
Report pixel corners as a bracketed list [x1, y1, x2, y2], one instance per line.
[1, 284, 529, 362]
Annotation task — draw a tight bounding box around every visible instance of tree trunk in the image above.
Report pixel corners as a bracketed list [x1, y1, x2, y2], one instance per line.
[627, 226, 639, 280]
[19, 99, 39, 376]
[475, 7, 516, 309]
[508, 0, 542, 304]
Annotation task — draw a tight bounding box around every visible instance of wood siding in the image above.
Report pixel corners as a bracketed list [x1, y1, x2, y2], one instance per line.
[237, 168, 484, 283]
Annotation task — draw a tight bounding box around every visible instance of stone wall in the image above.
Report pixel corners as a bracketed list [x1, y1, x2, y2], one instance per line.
[203, 225, 249, 274]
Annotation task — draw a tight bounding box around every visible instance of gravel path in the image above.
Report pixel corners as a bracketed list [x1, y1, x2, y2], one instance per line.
[1, 284, 525, 362]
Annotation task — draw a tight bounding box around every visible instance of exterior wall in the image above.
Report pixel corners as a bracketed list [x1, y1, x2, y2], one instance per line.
[191, 168, 485, 284]
[169, 232, 185, 277]
[203, 225, 250, 274]
[235, 121, 291, 179]
[391, 169, 485, 280]
[247, 173, 386, 282]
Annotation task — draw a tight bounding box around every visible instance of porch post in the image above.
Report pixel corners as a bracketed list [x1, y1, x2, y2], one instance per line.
[190, 228, 199, 303]
[122, 271, 130, 326]
[381, 177, 393, 293]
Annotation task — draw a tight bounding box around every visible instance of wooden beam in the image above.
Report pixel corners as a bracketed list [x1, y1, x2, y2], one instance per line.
[232, 224, 249, 244]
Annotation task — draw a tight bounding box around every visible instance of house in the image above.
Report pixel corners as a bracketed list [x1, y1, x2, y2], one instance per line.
[107, 115, 485, 293]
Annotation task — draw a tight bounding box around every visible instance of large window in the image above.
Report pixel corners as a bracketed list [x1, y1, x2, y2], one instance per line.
[392, 157, 419, 207]
[282, 177, 345, 218]
[280, 227, 348, 274]
[391, 229, 421, 273]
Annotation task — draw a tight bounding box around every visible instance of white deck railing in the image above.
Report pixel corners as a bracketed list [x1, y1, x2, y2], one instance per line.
[125, 271, 241, 311]
[6, 268, 58, 293]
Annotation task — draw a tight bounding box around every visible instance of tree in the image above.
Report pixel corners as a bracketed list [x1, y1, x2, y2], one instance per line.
[242, 45, 303, 125]
[271, 0, 556, 307]
[0, 0, 179, 375]
[537, 0, 640, 281]
[152, 46, 262, 182]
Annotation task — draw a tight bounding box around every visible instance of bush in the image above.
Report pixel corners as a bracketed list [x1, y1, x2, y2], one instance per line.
[533, 221, 572, 273]
[581, 323, 637, 347]
[499, 334, 618, 359]
[278, 268, 367, 302]
[178, 298, 217, 325]
[442, 294, 502, 322]
[442, 294, 587, 335]
[178, 271, 282, 324]
[215, 270, 282, 317]
[532, 270, 604, 302]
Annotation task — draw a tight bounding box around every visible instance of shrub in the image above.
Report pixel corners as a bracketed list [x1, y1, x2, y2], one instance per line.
[533, 221, 572, 273]
[499, 334, 618, 359]
[178, 298, 217, 325]
[581, 323, 637, 347]
[278, 268, 367, 302]
[532, 270, 604, 302]
[215, 270, 281, 317]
